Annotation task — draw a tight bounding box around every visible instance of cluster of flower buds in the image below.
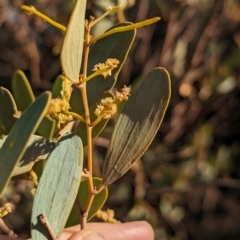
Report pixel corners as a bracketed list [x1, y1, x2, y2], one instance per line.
[92, 58, 120, 78]
[46, 98, 73, 128]
[94, 85, 131, 119]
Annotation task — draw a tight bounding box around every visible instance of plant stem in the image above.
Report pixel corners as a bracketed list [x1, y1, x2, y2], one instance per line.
[39, 214, 58, 240]
[81, 22, 93, 178]
[77, 18, 96, 229]
[89, 5, 121, 28]
[91, 115, 103, 127]
[21, 5, 66, 32]
[82, 66, 113, 83]
[67, 111, 86, 123]
[95, 184, 105, 195]
[90, 17, 160, 44]
[80, 193, 95, 229]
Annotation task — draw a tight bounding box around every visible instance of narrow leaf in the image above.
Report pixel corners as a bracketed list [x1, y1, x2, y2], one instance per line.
[60, 0, 87, 83]
[0, 92, 51, 196]
[102, 68, 171, 186]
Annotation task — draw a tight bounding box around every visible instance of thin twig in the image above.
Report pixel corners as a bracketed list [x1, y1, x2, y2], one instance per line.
[21, 5, 66, 31]
[39, 213, 58, 240]
[77, 17, 95, 230]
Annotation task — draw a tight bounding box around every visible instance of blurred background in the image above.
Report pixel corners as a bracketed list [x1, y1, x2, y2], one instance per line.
[1, 0, 240, 239]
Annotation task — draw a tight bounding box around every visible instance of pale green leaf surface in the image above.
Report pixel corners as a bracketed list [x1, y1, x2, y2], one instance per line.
[12, 70, 35, 112]
[0, 92, 51, 196]
[66, 177, 108, 227]
[60, 0, 87, 83]
[0, 87, 18, 135]
[31, 133, 83, 240]
[70, 22, 136, 115]
[102, 68, 171, 186]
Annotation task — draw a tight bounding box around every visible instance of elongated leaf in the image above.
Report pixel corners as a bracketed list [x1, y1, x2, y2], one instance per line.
[70, 22, 136, 115]
[0, 87, 18, 135]
[66, 177, 108, 227]
[60, 0, 87, 83]
[86, 22, 135, 106]
[31, 133, 83, 240]
[0, 92, 51, 196]
[12, 70, 35, 112]
[0, 135, 54, 176]
[102, 68, 171, 186]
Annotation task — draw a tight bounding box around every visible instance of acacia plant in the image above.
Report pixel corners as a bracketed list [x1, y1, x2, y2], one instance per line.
[0, 1, 171, 239]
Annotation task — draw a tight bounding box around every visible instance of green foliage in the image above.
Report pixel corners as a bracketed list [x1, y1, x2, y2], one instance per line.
[0, 1, 171, 238]
[11, 70, 57, 140]
[0, 92, 51, 197]
[12, 70, 35, 111]
[52, 75, 65, 99]
[102, 68, 171, 186]
[31, 133, 83, 240]
[11, 135, 54, 177]
[85, 22, 136, 108]
[69, 22, 136, 115]
[60, 0, 87, 83]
